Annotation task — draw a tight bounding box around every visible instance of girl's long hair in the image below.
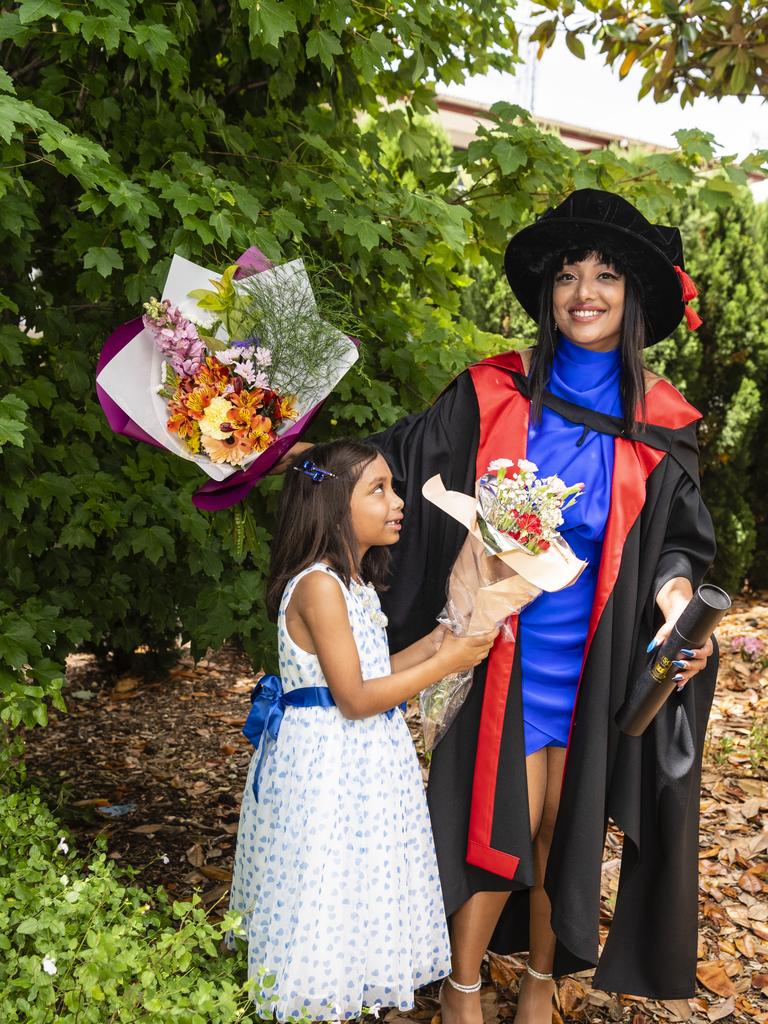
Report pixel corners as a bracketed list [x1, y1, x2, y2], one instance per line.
[529, 247, 649, 435]
[265, 439, 391, 620]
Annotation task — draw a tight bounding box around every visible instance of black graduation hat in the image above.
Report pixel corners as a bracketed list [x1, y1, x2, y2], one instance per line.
[503, 188, 702, 346]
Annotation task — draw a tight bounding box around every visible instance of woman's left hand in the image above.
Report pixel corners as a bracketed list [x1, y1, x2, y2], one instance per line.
[649, 618, 714, 690]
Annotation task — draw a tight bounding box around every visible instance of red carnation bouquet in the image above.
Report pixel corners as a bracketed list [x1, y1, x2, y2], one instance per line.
[420, 458, 587, 750]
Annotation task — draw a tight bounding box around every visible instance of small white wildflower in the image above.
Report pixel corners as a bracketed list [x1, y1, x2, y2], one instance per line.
[153, 384, 166, 395]
[253, 370, 269, 389]
[216, 346, 244, 365]
[56, 837, 69, 855]
[42, 956, 57, 976]
[160, 361, 168, 384]
[517, 458, 538, 473]
[488, 458, 515, 471]
[233, 360, 257, 385]
[254, 346, 272, 367]
[161, 855, 169, 865]
[60, 875, 69, 886]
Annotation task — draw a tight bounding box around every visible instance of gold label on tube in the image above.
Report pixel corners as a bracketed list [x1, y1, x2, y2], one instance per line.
[651, 654, 671, 682]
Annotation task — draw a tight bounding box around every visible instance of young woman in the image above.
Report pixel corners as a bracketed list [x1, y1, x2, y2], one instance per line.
[369, 190, 718, 1022]
[228, 439, 497, 1021]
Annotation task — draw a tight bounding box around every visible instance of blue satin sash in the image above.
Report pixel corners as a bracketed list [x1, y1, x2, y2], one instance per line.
[243, 674, 401, 799]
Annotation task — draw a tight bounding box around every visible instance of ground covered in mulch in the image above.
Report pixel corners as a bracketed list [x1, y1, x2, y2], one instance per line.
[22, 598, 768, 1024]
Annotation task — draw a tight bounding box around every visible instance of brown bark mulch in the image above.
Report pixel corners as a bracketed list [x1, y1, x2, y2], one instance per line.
[22, 598, 768, 1024]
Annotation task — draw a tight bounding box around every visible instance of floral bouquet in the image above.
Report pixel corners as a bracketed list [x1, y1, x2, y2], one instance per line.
[420, 458, 587, 751]
[96, 249, 359, 510]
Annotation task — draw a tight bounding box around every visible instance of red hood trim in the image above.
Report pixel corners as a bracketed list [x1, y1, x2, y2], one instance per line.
[477, 352, 702, 431]
[466, 355, 528, 878]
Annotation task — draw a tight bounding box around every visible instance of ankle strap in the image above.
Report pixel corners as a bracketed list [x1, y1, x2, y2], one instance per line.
[526, 963, 553, 982]
[446, 974, 482, 993]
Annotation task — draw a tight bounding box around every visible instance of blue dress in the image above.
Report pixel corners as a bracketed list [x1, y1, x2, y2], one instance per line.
[518, 336, 622, 757]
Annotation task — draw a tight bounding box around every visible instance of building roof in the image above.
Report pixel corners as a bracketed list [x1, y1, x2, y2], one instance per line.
[435, 93, 670, 154]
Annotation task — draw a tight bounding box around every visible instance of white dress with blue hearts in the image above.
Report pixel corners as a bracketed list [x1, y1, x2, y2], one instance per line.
[228, 563, 451, 1021]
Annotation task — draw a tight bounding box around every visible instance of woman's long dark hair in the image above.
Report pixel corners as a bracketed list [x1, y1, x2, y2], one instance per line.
[265, 439, 391, 620]
[529, 247, 649, 435]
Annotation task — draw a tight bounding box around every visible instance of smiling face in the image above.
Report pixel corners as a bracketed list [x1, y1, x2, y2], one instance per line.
[552, 253, 626, 353]
[349, 453, 404, 560]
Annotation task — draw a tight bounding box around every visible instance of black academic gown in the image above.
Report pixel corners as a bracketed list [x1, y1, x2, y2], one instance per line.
[371, 351, 717, 1000]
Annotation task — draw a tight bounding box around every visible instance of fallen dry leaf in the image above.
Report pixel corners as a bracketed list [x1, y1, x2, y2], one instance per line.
[186, 842, 205, 867]
[738, 872, 765, 895]
[128, 823, 166, 834]
[487, 952, 520, 991]
[665, 998, 693, 1020]
[199, 864, 232, 882]
[698, 960, 744, 997]
[708, 996, 737, 1021]
[113, 676, 140, 693]
[558, 977, 588, 1015]
[736, 934, 757, 958]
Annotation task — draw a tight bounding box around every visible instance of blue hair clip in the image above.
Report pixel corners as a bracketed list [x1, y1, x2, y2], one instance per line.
[293, 458, 336, 483]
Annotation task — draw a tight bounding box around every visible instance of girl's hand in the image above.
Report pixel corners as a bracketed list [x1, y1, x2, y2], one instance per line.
[436, 628, 498, 674]
[428, 623, 447, 654]
[268, 441, 313, 475]
[649, 618, 714, 690]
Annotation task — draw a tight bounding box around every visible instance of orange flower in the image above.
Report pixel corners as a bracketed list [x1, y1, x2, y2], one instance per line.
[242, 415, 275, 453]
[183, 385, 217, 419]
[274, 393, 299, 422]
[195, 356, 231, 391]
[201, 434, 252, 466]
[167, 403, 198, 440]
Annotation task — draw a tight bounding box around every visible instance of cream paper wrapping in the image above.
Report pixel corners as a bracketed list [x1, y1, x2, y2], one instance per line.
[418, 473, 587, 750]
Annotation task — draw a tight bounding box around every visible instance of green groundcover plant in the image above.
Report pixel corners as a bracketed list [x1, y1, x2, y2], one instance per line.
[0, 783, 261, 1023]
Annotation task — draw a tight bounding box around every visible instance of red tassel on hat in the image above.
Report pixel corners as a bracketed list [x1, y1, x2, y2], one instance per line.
[674, 264, 702, 329]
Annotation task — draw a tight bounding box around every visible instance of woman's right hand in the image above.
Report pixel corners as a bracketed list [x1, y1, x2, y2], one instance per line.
[436, 628, 499, 674]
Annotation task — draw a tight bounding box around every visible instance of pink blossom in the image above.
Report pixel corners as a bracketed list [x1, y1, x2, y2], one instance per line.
[143, 298, 205, 378]
[233, 361, 257, 385]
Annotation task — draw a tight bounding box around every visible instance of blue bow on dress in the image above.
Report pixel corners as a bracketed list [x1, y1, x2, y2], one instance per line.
[243, 674, 403, 800]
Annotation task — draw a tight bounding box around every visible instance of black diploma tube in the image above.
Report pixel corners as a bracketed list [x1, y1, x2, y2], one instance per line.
[617, 584, 731, 737]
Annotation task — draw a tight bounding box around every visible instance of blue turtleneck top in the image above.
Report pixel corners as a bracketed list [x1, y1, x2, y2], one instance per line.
[518, 335, 622, 756]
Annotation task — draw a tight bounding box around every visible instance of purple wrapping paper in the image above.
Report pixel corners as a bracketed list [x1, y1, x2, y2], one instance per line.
[96, 246, 357, 511]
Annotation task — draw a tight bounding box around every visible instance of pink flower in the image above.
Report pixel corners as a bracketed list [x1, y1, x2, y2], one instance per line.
[143, 298, 205, 378]
[233, 361, 257, 385]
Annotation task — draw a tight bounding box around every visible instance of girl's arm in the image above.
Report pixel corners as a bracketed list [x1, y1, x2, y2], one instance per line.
[390, 625, 445, 673]
[290, 572, 496, 720]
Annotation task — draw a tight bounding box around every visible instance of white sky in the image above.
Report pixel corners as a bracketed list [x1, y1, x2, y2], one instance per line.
[444, 27, 768, 200]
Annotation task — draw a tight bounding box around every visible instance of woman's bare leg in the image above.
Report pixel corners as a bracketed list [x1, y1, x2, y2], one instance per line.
[514, 746, 567, 1024]
[441, 749, 550, 1024]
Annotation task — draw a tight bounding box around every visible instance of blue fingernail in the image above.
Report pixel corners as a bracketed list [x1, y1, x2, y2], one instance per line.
[646, 638, 659, 653]
[672, 660, 687, 668]
[680, 648, 695, 657]
[673, 673, 684, 681]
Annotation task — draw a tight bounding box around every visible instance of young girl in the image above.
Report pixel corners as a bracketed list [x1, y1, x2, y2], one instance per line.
[228, 440, 497, 1022]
